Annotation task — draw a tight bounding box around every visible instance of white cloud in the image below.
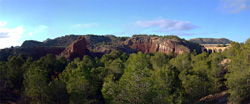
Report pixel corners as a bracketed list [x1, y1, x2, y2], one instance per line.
[35, 25, 48, 33]
[0, 21, 7, 27]
[222, 0, 250, 13]
[38, 25, 48, 30]
[132, 18, 197, 32]
[0, 21, 25, 49]
[72, 23, 98, 29]
[173, 32, 194, 36]
[28, 25, 48, 36]
[28, 32, 33, 36]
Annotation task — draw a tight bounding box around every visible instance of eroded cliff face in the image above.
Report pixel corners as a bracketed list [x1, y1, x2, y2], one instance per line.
[1, 35, 205, 61]
[124, 36, 203, 54]
[60, 36, 89, 60]
[58, 35, 202, 60]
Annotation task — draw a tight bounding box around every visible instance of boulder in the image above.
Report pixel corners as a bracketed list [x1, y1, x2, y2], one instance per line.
[60, 36, 89, 60]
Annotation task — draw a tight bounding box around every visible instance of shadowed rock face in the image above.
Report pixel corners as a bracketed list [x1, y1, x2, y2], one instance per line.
[21, 35, 79, 48]
[124, 36, 203, 54]
[60, 36, 89, 60]
[21, 40, 43, 47]
[0, 47, 65, 61]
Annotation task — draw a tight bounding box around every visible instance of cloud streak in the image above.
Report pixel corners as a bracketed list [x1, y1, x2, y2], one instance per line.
[172, 32, 194, 36]
[132, 18, 198, 33]
[72, 23, 98, 29]
[0, 32, 9, 38]
[222, 0, 250, 13]
[28, 25, 48, 36]
[0, 21, 25, 49]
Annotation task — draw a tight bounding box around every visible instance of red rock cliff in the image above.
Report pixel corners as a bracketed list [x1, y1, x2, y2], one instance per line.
[124, 36, 202, 54]
[60, 36, 89, 60]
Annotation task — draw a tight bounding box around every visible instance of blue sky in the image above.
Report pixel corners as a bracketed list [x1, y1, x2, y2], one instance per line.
[0, 0, 249, 48]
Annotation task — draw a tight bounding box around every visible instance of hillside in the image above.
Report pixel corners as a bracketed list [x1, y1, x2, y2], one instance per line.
[1, 34, 204, 61]
[1, 35, 250, 104]
[21, 35, 79, 48]
[188, 38, 232, 44]
[1, 39, 250, 104]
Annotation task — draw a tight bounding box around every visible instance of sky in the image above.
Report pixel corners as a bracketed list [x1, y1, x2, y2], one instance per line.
[0, 0, 250, 49]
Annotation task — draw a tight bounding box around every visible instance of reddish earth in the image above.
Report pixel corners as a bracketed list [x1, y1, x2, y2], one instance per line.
[1, 35, 205, 61]
[198, 91, 229, 104]
[60, 36, 89, 60]
[124, 36, 203, 55]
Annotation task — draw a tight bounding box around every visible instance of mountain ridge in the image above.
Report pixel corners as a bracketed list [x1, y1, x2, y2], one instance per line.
[188, 38, 233, 44]
[1, 34, 206, 61]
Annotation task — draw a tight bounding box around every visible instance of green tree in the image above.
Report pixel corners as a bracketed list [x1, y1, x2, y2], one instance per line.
[178, 52, 214, 102]
[60, 55, 101, 103]
[170, 52, 191, 72]
[0, 61, 12, 102]
[102, 52, 154, 104]
[7, 55, 25, 90]
[225, 41, 241, 58]
[152, 65, 183, 103]
[208, 52, 225, 92]
[55, 56, 68, 73]
[108, 58, 124, 79]
[150, 52, 169, 70]
[23, 54, 64, 103]
[226, 39, 250, 103]
[100, 50, 127, 66]
[24, 66, 50, 104]
[191, 52, 208, 64]
[48, 79, 69, 103]
[66, 68, 97, 104]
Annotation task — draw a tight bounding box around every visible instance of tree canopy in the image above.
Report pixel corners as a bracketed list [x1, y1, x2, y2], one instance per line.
[1, 38, 250, 103]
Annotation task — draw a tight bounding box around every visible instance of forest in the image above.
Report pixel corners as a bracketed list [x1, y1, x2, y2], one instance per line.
[0, 39, 250, 104]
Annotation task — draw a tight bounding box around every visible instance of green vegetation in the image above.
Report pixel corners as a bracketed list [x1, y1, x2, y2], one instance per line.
[217, 44, 227, 47]
[1, 39, 250, 103]
[225, 39, 250, 104]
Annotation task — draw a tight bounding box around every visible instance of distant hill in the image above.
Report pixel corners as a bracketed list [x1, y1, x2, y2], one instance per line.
[21, 34, 129, 48]
[21, 35, 79, 47]
[188, 38, 232, 44]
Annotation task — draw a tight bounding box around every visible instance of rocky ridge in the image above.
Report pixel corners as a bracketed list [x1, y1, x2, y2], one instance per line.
[21, 35, 79, 48]
[1, 35, 206, 61]
[188, 38, 232, 44]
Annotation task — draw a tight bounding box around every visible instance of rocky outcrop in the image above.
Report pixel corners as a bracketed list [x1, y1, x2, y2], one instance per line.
[60, 36, 89, 60]
[124, 36, 203, 54]
[92, 45, 136, 58]
[21, 35, 79, 48]
[21, 40, 43, 47]
[1, 35, 206, 61]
